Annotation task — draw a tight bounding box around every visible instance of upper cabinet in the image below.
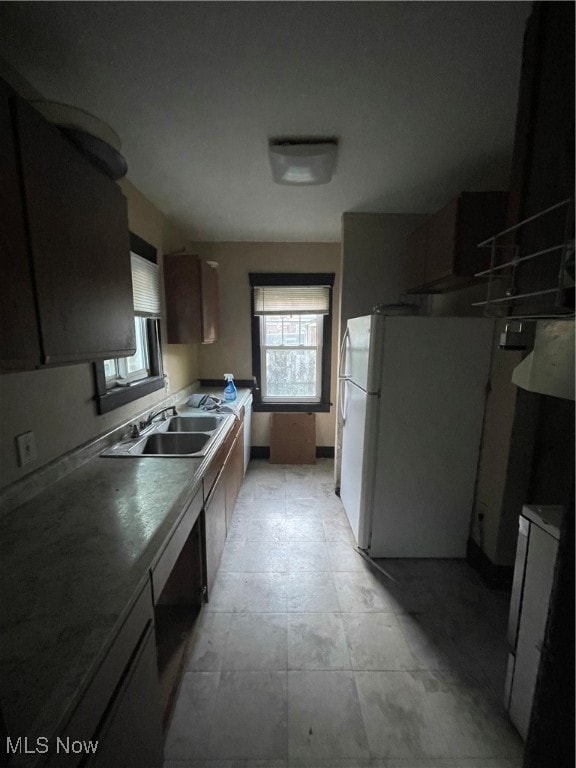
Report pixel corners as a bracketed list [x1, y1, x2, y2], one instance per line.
[0, 80, 40, 371]
[0, 81, 135, 372]
[163, 253, 219, 344]
[405, 191, 508, 294]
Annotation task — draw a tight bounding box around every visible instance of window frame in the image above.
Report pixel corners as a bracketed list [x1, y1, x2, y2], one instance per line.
[249, 272, 334, 413]
[260, 313, 324, 404]
[93, 233, 165, 415]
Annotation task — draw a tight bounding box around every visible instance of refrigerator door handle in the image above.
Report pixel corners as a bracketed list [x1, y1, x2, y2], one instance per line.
[339, 378, 348, 423]
[338, 327, 350, 379]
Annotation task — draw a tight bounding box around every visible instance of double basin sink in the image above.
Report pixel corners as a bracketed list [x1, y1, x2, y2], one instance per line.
[101, 413, 235, 458]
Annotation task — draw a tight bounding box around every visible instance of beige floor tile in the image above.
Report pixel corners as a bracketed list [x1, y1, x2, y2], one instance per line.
[334, 569, 399, 612]
[164, 671, 220, 760]
[208, 671, 288, 760]
[286, 571, 340, 613]
[342, 612, 416, 670]
[185, 612, 232, 672]
[287, 540, 331, 572]
[223, 613, 287, 671]
[288, 671, 369, 760]
[355, 670, 452, 759]
[328, 540, 372, 572]
[234, 572, 287, 613]
[288, 612, 351, 670]
[285, 515, 326, 541]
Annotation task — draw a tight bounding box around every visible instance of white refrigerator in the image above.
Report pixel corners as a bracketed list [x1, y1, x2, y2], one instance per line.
[338, 314, 494, 558]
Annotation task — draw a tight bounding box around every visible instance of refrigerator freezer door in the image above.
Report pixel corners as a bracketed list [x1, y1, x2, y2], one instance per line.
[367, 316, 494, 558]
[345, 315, 383, 393]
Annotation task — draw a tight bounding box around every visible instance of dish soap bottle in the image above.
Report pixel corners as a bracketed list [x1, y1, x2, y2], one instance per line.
[223, 373, 237, 402]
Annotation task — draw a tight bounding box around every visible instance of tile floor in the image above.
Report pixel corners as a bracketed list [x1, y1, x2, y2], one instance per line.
[163, 460, 523, 768]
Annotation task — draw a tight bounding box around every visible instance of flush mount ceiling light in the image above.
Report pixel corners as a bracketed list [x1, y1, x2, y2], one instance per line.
[268, 138, 338, 185]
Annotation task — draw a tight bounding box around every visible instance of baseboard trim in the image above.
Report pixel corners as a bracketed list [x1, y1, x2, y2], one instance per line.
[250, 446, 334, 460]
[466, 536, 513, 590]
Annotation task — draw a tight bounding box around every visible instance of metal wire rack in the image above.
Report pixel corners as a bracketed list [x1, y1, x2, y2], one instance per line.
[471, 198, 574, 320]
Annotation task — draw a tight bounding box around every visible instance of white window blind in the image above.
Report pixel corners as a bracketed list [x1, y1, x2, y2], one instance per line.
[131, 253, 161, 316]
[253, 285, 330, 315]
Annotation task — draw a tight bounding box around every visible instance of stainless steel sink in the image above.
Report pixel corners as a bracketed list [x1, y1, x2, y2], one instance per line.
[100, 411, 236, 458]
[166, 415, 222, 432]
[138, 432, 210, 455]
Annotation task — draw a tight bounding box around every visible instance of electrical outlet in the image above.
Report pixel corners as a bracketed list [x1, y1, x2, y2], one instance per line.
[16, 431, 37, 467]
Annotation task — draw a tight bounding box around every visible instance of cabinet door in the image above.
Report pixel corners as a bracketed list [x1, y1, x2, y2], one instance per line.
[200, 259, 219, 343]
[454, 192, 508, 277]
[405, 221, 427, 291]
[15, 97, 135, 365]
[203, 474, 227, 600]
[224, 426, 244, 533]
[164, 253, 203, 344]
[86, 624, 163, 768]
[425, 197, 458, 284]
[0, 81, 41, 370]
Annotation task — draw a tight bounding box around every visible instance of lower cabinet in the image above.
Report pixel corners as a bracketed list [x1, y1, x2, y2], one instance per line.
[46, 584, 163, 768]
[203, 418, 245, 600]
[225, 423, 244, 532]
[203, 471, 227, 600]
[84, 624, 163, 768]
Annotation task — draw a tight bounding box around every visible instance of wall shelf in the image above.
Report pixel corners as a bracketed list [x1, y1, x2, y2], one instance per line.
[472, 198, 574, 320]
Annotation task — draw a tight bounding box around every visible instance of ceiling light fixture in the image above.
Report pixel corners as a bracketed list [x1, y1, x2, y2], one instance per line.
[268, 137, 338, 185]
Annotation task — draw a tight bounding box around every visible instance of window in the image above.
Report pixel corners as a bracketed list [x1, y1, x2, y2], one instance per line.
[250, 274, 334, 413]
[93, 234, 165, 415]
[103, 316, 150, 385]
[260, 314, 323, 402]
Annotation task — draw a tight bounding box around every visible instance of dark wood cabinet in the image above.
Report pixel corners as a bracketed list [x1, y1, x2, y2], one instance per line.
[200, 259, 219, 343]
[15, 97, 135, 365]
[85, 624, 163, 768]
[202, 416, 243, 599]
[0, 82, 135, 371]
[203, 470, 227, 600]
[0, 80, 41, 370]
[163, 253, 219, 344]
[405, 191, 508, 294]
[47, 585, 162, 768]
[225, 422, 244, 533]
[405, 220, 427, 296]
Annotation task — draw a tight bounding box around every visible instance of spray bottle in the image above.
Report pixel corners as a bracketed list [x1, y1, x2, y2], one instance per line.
[223, 373, 237, 402]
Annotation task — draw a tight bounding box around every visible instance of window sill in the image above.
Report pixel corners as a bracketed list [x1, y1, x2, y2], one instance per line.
[94, 375, 165, 415]
[252, 401, 331, 413]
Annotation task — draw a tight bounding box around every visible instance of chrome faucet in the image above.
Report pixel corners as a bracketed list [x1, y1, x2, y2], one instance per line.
[138, 405, 177, 432]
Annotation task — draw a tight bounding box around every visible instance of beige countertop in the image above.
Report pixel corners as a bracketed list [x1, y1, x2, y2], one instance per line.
[0, 388, 251, 755]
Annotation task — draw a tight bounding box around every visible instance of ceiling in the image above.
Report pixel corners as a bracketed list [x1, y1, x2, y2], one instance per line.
[0, 1, 531, 242]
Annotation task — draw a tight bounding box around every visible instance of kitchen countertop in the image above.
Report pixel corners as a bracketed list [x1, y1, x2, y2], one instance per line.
[0, 388, 251, 755]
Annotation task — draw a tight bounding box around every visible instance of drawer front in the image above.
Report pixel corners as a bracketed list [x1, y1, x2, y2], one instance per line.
[151, 487, 203, 603]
